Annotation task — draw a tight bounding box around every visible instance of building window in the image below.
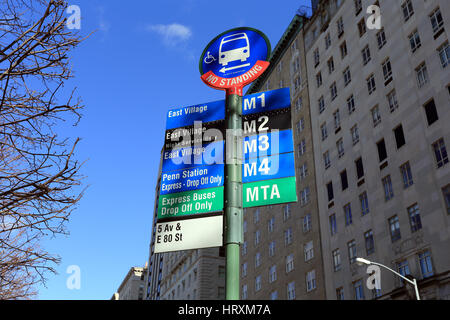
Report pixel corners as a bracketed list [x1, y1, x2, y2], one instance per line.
[269, 241, 275, 257]
[300, 187, 310, 206]
[337, 138, 345, 158]
[344, 67, 351, 86]
[278, 61, 283, 73]
[254, 230, 261, 246]
[354, 280, 365, 300]
[355, 157, 364, 180]
[416, 62, 429, 88]
[242, 284, 248, 299]
[362, 45, 371, 65]
[340, 41, 348, 58]
[254, 209, 260, 224]
[299, 163, 308, 180]
[283, 204, 291, 221]
[218, 266, 225, 279]
[376, 28, 386, 49]
[314, 48, 320, 67]
[401, 0, 414, 22]
[333, 109, 341, 130]
[327, 181, 334, 202]
[382, 175, 394, 201]
[388, 215, 401, 242]
[344, 203, 353, 226]
[321, 123, 328, 141]
[408, 203, 422, 233]
[287, 281, 296, 300]
[408, 30, 421, 53]
[397, 260, 410, 285]
[387, 90, 399, 112]
[255, 275, 261, 292]
[304, 241, 314, 262]
[329, 213, 337, 235]
[293, 56, 300, 72]
[284, 228, 293, 245]
[348, 240, 357, 264]
[270, 291, 278, 300]
[351, 125, 359, 145]
[318, 96, 325, 114]
[359, 191, 370, 216]
[364, 230, 375, 255]
[443, 185, 450, 215]
[296, 118, 305, 135]
[255, 252, 261, 268]
[294, 76, 302, 91]
[298, 139, 306, 158]
[292, 39, 297, 52]
[286, 254, 294, 273]
[324, 151, 331, 169]
[337, 17, 344, 37]
[333, 249, 342, 272]
[419, 251, 434, 278]
[325, 33, 331, 50]
[242, 241, 247, 256]
[377, 139, 387, 163]
[341, 170, 349, 191]
[316, 72, 323, 87]
[268, 217, 274, 233]
[371, 105, 381, 127]
[269, 265, 277, 283]
[306, 270, 316, 292]
[393, 124, 406, 149]
[382, 59, 393, 84]
[400, 162, 414, 188]
[367, 74, 376, 95]
[336, 287, 344, 300]
[328, 57, 335, 74]
[430, 7, 444, 37]
[347, 95, 355, 114]
[357, 18, 366, 37]
[303, 213, 312, 232]
[242, 263, 247, 277]
[424, 99, 439, 125]
[330, 82, 338, 100]
[432, 138, 449, 168]
[438, 42, 449, 68]
[295, 96, 303, 111]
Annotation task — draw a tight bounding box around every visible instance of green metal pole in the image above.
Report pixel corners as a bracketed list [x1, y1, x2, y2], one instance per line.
[224, 90, 243, 300]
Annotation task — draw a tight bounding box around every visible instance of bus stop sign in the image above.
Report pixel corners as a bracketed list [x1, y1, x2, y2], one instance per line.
[199, 27, 271, 94]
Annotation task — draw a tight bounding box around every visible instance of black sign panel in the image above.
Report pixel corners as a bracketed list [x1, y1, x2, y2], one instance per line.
[242, 107, 291, 136]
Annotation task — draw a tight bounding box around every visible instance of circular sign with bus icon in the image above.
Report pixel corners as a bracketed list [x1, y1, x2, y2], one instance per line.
[199, 27, 271, 92]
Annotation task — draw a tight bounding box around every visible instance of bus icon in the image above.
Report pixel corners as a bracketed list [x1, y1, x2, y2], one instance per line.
[219, 33, 250, 66]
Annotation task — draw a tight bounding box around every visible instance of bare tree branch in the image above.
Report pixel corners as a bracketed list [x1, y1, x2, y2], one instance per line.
[0, 0, 86, 299]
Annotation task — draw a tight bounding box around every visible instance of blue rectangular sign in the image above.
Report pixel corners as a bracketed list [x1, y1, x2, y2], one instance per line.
[243, 129, 294, 160]
[243, 152, 296, 183]
[166, 100, 225, 130]
[162, 141, 224, 173]
[242, 88, 291, 116]
[160, 164, 224, 195]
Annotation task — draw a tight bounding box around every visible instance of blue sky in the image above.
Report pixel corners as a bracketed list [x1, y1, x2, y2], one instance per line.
[37, 0, 311, 300]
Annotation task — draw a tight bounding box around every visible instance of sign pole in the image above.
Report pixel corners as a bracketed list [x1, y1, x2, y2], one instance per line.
[199, 26, 272, 300]
[224, 87, 243, 300]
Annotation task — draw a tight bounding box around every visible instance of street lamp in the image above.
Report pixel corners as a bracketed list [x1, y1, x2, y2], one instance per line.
[356, 257, 421, 300]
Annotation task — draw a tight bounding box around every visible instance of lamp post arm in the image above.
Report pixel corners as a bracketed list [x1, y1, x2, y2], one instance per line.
[370, 262, 416, 286]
